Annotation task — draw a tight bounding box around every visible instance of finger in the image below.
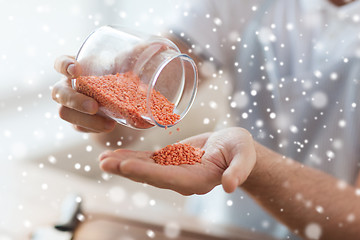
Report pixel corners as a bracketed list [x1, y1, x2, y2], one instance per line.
[120, 160, 180, 188]
[100, 158, 193, 194]
[113, 149, 153, 160]
[54, 55, 81, 78]
[222, 150, 256, 193]
[52, 79, 98, 114]
[121, 159, 213, 195]
[73, 125, 100, 133]
[99, 149, 153, 162]
[58, 106, 116, 132]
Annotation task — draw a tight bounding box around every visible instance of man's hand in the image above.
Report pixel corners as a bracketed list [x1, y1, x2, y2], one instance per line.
[98, 127, 256, 195]
[52, 55, 116, 133]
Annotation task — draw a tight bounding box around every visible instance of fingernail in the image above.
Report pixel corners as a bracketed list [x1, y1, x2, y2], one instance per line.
[105, 119, 116, 130]
[67, 63, 75, 76]
[82, 100, 96, 113]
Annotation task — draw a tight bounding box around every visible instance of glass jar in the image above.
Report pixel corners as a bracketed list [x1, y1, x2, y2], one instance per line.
[72, 25, 198, 129]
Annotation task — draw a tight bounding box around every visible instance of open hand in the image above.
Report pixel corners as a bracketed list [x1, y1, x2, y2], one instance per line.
[99, 127, 256, 195]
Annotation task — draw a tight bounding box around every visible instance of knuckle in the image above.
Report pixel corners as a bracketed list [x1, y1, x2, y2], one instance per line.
[52, 91, 61, 103]
[51, 80, 68, 103]
[57, 56, 72, 74]
[51, 83, 60, 101]
[65, 93, 81, 111]
[60, 59, 68, 73]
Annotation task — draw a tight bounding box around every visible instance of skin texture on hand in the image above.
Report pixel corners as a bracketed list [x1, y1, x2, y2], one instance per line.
[99, 127, 256, 195]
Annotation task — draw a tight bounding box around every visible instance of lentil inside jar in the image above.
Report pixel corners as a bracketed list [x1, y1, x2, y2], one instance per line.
[75, 72, 181, 128]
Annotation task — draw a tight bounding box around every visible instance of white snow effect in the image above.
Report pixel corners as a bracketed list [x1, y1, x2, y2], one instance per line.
[337, 180, 347, 190]
[132, 191, 149, 208]
[146, 229, 155, 238]
[311, 91, 328, 109]
[315, 206, 324, 214]
[346, 213, 355, 223]
[48, 155, 57, 164]
[286, 23, 294, 31]
[209, 101, 218, 109]
[108, 186, 126, 203]
[326, 150, 335, 159]
[355, 188, 360, 196]
[231, 91, 249, 109]
[213, 17, 222, 26]
[332, 139, 343, 150]
[41, 183, 48, 190]
[164, 222, 181, 239]
[330, 72, 338, 81]
[102, 173, 111, 181]
[258, 27, 277, 44]
[203, 118, 210, 125]
[199, 61, 216, 78]
[256, 119, 264, 128]
[77, 213, 85, 222]
[84, 165, 91, 172]
[228, 31, 240, 42]
[305, 223, 322, 240]
[314, 70, 322, 78]
[86, 145, 93, 152]
[338, 119, 346, 128]
[149, 199, 156, 206]
[74, 163, 81, 170]
[290, 125, 298, 134]
[269, 112, 276, 119]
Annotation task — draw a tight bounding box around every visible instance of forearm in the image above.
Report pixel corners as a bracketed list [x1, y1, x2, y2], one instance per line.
[242, 142, 360, 239]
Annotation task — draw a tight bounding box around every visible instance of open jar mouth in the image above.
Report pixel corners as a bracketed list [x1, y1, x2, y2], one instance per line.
[147, 53, 198, 128]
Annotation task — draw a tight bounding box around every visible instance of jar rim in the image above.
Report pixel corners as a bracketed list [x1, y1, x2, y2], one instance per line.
[147, 53, 198, 128]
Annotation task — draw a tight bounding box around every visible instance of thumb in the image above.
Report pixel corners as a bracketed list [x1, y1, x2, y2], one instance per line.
[54, 55, 82, 78]
[222, 150, 256, 193]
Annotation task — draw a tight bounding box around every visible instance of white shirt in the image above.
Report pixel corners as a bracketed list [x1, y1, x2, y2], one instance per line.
[171, 0, 360, 239]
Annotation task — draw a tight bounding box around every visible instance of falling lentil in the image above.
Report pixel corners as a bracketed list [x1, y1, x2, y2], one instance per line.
[151, 143, 204, 165]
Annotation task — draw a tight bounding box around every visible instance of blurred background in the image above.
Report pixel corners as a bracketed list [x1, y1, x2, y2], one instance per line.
[0, 1, 238, 239]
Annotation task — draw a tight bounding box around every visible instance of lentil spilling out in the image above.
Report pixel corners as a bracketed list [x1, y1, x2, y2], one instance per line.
[151, 143, 204, 165]
[75, 72, 180, 128]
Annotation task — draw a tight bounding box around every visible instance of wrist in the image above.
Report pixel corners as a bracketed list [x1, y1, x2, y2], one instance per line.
[241, 141, 278, 190]
[220, 127, 257, 192]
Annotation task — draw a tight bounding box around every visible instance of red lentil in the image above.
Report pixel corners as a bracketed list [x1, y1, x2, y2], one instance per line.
[75, 72, 180, 128]
[151, 143, 204, 165]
